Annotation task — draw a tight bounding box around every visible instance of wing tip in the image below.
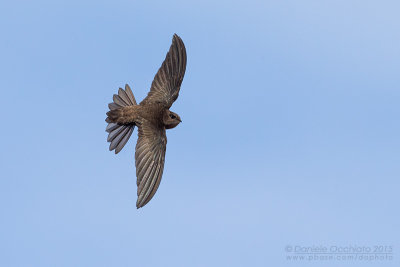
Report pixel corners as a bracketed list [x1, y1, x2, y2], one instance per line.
[136, 199, 144, 209]
[172, 33, 183, 44]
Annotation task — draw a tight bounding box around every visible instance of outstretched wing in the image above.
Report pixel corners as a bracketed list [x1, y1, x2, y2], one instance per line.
[135, 119, 167, 208]
[140, 34, 187, 108]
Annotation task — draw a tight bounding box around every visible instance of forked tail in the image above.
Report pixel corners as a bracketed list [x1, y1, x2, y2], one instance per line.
[105, 84, 137, 154]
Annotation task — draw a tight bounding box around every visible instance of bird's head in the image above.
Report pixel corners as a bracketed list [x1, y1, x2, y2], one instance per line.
[163, 110, 182, 129]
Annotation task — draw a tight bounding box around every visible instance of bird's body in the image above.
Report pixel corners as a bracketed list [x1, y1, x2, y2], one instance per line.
[108, 103, 164, 126]
[105, 34, 186, 209]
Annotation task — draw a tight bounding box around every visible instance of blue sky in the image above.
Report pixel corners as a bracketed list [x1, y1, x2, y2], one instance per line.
[1, 1, 399, 266]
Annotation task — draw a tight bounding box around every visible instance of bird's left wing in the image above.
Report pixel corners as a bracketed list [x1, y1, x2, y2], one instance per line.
[135, 119, 167, 208]
[140, 34, 187, 108]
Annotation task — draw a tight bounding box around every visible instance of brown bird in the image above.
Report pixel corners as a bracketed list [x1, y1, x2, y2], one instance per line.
[105, 34, 187, 209]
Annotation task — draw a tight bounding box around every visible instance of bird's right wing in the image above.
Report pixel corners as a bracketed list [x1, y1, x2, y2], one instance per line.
[135, 119, 167, 208]
[140, 34, 187, 108]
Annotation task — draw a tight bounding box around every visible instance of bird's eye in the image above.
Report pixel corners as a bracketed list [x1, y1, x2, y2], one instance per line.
[170, 114, 176, 119]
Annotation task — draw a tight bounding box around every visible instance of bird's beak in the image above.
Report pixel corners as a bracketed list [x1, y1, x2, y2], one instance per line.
[178, 118, 182, 122]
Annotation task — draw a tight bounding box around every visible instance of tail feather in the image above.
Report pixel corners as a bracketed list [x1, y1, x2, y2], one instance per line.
[113, 94, 127, 107]
[125, 85, 137, 105]
[106, 84, 137, 154]
[114, 127, 133, 154]
[106, 122, 119, 132]
[107, 123, 127, 142]
[108, 102, 120, 110]
[118, 88, 133, 105]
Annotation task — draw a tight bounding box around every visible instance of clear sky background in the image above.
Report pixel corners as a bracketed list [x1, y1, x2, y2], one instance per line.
[1, 1, 399, 266]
